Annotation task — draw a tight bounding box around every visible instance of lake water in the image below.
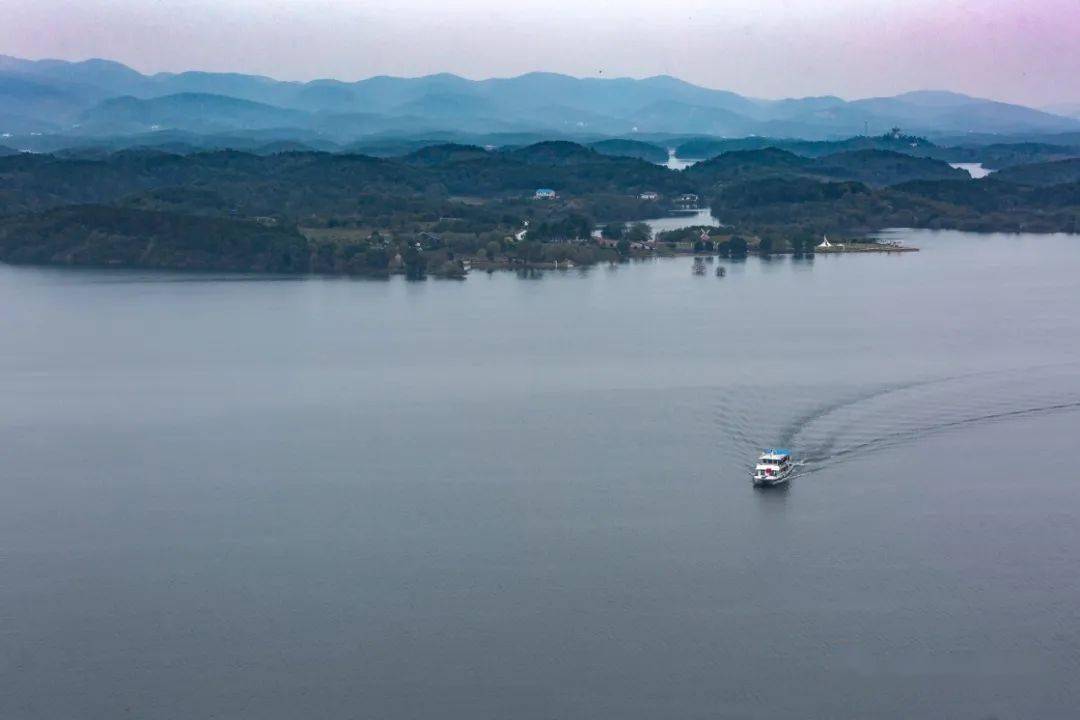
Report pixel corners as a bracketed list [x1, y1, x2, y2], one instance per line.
[3, 229, 1080, 720]
[950, 162, 993, 179]
[664, 151, 698, 171]
[643, 207, 720, 234]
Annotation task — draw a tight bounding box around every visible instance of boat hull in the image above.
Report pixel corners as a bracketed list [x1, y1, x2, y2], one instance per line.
[753, 475, 790, 487]
[752, 467, 794, 487]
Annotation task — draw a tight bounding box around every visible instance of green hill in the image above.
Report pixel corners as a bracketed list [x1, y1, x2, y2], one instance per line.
[589, 139, 669, 164]
[79, 93, 308, 134]
[992, 158, 1080, 186]
[2, 140, 1078, 275]
[507, 140, 600, 164]
[812, 150, 965, 186]
[401, 143, 491, 166]
[685, 147, 963, 188]
[0, 205, 309, 272]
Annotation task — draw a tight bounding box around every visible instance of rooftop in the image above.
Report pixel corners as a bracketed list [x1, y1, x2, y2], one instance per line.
[760, 449, 790, 458]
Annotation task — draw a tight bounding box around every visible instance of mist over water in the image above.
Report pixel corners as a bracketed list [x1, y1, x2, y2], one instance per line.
[2, 230, 1080, 719]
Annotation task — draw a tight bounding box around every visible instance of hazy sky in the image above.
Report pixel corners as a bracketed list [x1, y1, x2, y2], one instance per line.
[3, 0, 1078, 105]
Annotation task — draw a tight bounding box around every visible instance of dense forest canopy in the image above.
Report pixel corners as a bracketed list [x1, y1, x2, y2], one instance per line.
[589, 139, 669, 164]
[1, 136, 1079, 276]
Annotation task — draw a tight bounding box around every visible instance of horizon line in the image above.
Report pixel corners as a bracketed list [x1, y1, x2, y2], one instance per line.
[3, 52, 1054, 109]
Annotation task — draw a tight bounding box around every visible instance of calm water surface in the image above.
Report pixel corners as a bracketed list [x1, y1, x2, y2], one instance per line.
[950, 162, 993, 179]
[2, 230, 1080, 719]
[643, 207, 719, 234]
[664, 151, 699, 170]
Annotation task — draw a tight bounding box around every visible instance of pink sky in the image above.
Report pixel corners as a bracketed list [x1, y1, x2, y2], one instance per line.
[3, 0, 1078, 106]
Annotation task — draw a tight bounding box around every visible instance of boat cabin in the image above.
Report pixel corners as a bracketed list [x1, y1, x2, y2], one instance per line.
[754, 449, 792, 480]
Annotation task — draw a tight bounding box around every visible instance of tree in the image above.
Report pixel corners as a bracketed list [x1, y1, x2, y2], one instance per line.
[313, 241, 337, 273]
[725, 236, 748, 257]
[616, 238, 631, 257]
[403, 245, 427, 279]
[527, 221, 551, 242]
[515, 241, 544, 264]
[790, 231, 815, 255]
[569, 213, 593, 241]
[364, 247, 389, 269]
[438, 260, 466, 279]
[601, 222, 625, 240]
[626, 222, 651, 244]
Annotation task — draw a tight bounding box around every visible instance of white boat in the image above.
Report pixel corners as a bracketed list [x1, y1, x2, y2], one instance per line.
[752, 449, 794, 487]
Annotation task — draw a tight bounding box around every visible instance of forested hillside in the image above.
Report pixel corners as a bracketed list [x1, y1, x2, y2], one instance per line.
[2, 139, 1078, 275]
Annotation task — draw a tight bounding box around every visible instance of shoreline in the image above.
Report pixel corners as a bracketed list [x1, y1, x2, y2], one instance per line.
[0, 241, 921, 280]
[813, 242, 919, 253]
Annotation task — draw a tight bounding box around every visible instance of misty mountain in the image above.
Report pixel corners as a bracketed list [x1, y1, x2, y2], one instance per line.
[623, 101, 755, 135]
[851, 91, 1079, 134]
[8, 127, 343, 156]
[77, 93, 310, 134]
[0, 55, 146, 96]
[2, 54, 1078, 142]
[1044, 103, 1080, 120]
[0, 72, 101, 124]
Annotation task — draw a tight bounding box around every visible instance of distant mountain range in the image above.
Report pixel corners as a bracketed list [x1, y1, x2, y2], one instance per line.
[1044, 103, 1080, 120]
[2, 54, 1079, 143]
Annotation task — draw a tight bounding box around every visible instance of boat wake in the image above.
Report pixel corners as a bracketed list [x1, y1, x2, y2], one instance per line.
[783, 363, 1080, 473]
[683, 361, 1080, 482]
